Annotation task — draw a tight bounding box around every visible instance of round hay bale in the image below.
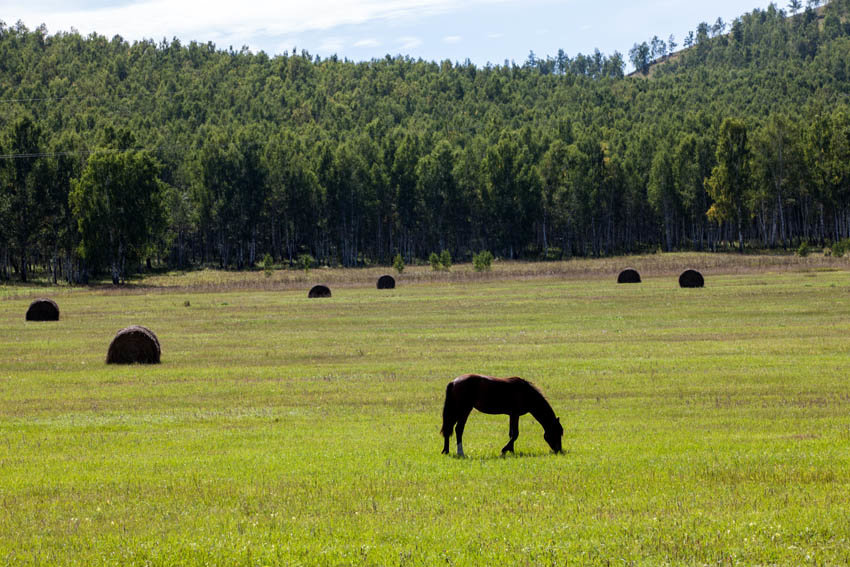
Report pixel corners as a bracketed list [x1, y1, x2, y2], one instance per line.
[617, 268, 641, 284]
[25, 298, 60, 321]
[308, 284, 332, 298]
[679, 269, 705, 288]
[106, 325, 161, 364]
[377, 275, 396, 289]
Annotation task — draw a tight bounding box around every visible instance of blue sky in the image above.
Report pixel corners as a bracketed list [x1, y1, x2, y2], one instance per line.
[5, 0, 778, 65]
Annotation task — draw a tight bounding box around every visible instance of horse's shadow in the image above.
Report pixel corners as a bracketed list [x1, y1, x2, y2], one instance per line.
[447, 450, 568, 461]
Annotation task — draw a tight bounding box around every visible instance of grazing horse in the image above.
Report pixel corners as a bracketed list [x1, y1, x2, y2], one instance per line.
[440, 374, 563, 457]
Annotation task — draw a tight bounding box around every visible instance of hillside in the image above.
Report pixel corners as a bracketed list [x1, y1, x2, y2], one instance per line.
[635, 3, 832, 78]
[1, 0, 850, 282]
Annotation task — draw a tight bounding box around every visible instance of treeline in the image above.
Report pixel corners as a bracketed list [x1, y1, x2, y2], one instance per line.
[2, 1, 850, 282]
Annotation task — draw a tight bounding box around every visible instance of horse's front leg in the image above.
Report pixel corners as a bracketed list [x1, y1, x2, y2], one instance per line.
[455, 408, 472, 457]
[501, 414, 519, 454]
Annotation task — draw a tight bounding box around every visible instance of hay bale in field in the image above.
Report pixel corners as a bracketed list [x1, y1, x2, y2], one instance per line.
[377, 275, 396, 289]
[106, 325, 161, 364]
[617, 268, 641, 284]
[308, 284, 332, 298]
[678, 269, 705, 288]
[25, 298, 60, 321]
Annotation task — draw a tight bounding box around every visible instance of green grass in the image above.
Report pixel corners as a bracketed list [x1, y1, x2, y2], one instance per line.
[2, 261, 850, 565]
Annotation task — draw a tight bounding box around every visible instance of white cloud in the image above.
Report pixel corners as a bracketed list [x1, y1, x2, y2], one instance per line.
[487, 32, 504, 39]
[10, 0, 519, 43]
[275, 39, 304, 54]
[319, 37, 345, 53]
[354, 38, 380, 47]
[442, 35, 462, 44]
[397, 35, 422, 49]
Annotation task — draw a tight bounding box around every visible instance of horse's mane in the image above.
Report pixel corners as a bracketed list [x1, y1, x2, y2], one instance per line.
[506, 377, 557, 423]
[506, 376, 543, 396]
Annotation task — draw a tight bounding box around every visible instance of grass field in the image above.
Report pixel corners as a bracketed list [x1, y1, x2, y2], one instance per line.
[2, 254, 850, 566]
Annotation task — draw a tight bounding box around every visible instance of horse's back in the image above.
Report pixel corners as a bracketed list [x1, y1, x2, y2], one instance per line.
[449, 374, 533, 415]
[451, 373, 523, 385]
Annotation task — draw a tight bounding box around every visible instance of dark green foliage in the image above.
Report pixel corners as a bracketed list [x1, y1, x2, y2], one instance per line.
[297, 253, 315, 273]
[0, 116, 50, 282]
[393, 253, 405, 274]
[629, 42, 651, 75]
[3, 2, 850, 281]
[648, 143, 677, 252]
[830, 238, 850, 257]
[706, 118, 750, 252]
[428, 250, 452, 271]
[69, 150, 165, 283]
[439, 249, 452, 270]
[473, 250, 494, 272]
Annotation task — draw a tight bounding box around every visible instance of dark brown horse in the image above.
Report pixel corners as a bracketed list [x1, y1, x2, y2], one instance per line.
[441, 374, 563, 457]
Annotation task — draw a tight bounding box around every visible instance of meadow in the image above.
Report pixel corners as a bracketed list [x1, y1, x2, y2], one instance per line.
[2, 254, 850, 566]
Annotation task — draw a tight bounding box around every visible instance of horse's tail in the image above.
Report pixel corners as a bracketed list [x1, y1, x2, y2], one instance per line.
[440, 381, 454, 436]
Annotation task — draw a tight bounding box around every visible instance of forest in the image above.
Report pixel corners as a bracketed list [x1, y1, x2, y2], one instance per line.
[1, 0, 850, 282]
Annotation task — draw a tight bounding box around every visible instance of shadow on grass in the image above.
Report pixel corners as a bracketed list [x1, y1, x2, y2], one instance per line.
[444, 450, 567, 461]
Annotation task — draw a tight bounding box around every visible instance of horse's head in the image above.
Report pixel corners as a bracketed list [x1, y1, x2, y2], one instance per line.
[544, 417, 564, 454]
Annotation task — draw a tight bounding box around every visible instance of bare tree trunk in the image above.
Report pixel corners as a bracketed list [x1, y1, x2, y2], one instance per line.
[20, 246, 28, 283]
[769, 206, 778, 248]
[802, 199, 810, 241]
[249, 231, 256, 268]
[776, 186, 786, 248]
[542, 215, 549, 257]
[759, 203, 769, 247]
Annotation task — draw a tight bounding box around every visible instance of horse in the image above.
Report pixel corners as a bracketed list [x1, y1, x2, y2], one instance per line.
[440, 374, 563, 457]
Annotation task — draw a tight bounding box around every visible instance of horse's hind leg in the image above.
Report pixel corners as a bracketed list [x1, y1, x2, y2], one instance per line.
[501, 414, 519, 455]
[441, 383, 456, 454]
[441, 415, 455, 454]
[454, 407, 473, 457]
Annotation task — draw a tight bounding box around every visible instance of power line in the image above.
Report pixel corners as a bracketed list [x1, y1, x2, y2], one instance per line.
[0, 66, 266, 105]
[0, 150, 98, 159]
[0, 95, 88, 104]
[0, 145, 192, 160]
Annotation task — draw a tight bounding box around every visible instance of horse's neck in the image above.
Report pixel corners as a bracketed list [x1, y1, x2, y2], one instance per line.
[528, 391, 556, 429]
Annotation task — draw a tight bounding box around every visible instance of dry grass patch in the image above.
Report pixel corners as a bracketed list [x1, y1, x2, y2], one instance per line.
[103, 252, 850, 294]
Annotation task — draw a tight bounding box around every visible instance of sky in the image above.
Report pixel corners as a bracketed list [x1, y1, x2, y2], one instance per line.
[5, 0, 780, 66]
